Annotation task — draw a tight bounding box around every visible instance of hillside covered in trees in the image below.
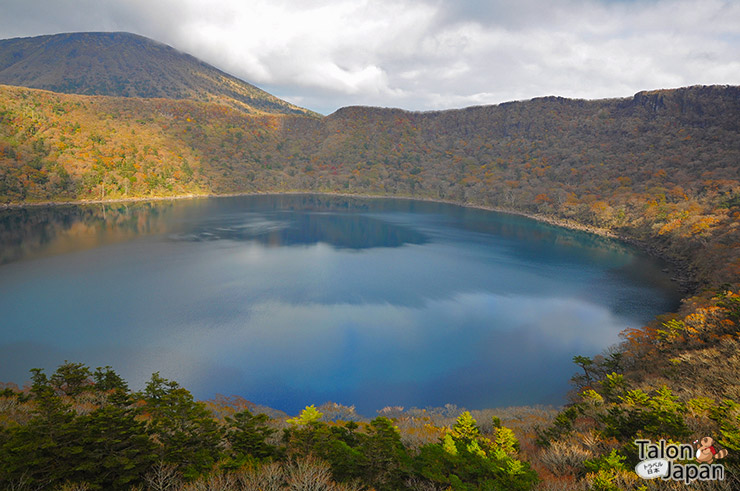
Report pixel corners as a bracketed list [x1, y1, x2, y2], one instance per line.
[1, 32, 740, 489]
[2, 83, 738, 286]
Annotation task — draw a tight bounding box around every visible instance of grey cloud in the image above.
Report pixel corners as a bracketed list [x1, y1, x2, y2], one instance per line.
[0, 0, 738, 114]
[430, 0, 577, 30]
[0, 0, 134, 38]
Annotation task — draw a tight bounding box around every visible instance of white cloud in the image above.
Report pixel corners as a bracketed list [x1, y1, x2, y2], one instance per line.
[0, 0, 738, 114]
[132, 291, 626, 393]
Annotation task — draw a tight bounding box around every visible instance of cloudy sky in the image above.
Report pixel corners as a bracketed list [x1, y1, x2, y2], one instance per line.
[1, 0, 738, 114]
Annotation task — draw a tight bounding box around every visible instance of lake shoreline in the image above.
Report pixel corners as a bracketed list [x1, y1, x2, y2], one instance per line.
[0, 192, 683, 416]
[0, 190, 696, 294]
[0, 191, 620, 240]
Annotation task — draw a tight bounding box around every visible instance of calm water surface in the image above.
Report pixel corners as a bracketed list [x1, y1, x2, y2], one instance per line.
[0, 195, 681, 414]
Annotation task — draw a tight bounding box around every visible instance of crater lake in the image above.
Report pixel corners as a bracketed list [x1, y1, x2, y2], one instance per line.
[0, 194, 682, 414]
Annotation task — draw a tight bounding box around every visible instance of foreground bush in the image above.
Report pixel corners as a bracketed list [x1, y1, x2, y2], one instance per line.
[0, 363, 537, 490]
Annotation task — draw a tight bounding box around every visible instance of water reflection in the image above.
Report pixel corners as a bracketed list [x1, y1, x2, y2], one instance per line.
[0, 195, 432, 264]
[0, 195, 634, 263]
[0, 195, 682, 414]
[168, 211, 428, 249]
[0, 202, 187, 264]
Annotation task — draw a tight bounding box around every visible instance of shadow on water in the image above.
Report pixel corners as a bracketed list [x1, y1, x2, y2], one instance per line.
[0, 194, 683, 414]
[168, 211, 428, 249]
[0, 195, 433, 264]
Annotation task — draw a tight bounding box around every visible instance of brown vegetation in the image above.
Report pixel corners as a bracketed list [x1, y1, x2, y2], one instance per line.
[2, 84, 738, 288]
[1, 68, 739, 488]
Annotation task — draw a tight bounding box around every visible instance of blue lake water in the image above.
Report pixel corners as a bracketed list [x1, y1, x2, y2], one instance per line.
[0, 195, 681, 415]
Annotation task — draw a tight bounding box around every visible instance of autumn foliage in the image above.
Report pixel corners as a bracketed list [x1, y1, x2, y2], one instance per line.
[0, 363, 538, 490]
[2, 82, 740, 488]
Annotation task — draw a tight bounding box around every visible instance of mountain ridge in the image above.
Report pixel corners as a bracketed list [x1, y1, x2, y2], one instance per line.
[0, 32, 317, 117]
[0, 32, 738, 293]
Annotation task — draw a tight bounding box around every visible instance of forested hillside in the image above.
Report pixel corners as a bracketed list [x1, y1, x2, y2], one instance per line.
[1, 77, 740, 488]
[2, 84, 738, 285]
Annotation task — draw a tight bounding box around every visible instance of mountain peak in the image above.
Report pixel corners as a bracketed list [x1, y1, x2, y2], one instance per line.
[0, 31, 316, 117]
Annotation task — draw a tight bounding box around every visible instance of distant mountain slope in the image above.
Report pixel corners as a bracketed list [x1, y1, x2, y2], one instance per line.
[0, 32, 316, 117]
